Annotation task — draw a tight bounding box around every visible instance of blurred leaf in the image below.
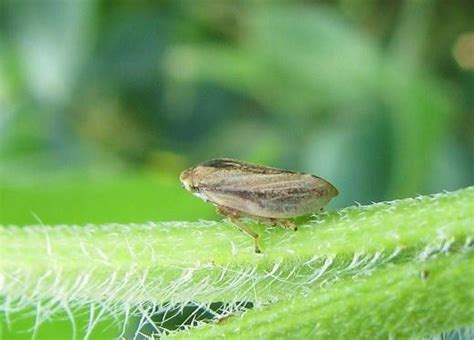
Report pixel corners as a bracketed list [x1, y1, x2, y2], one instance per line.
[165, 4, 380, 116]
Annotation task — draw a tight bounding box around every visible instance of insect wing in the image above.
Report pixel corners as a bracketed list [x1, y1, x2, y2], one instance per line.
[200, 170, 332, 218]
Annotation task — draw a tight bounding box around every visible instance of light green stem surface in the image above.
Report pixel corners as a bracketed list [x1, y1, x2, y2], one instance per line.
[1, 187, 473, 338]
[175, 253, 473, 339]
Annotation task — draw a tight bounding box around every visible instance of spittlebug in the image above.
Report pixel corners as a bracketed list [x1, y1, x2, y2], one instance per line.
[180, 158, 338, 253]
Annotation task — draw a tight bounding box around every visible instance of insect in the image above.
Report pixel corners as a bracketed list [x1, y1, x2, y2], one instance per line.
[180, 158, 338, 253]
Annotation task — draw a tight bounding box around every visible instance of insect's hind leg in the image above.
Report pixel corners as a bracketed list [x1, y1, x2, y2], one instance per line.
[268, 218, 297, 231]
[216, 207, 261, 253]
[281, 219, 297, 231]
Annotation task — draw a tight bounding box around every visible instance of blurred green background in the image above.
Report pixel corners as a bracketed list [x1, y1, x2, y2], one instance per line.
[0, 0, 473, 338]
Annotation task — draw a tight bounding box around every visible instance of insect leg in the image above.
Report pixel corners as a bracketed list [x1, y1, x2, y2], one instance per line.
[216, 207, 261, 253]
[269, 218, 278, 228]
[279, 219, 298, 231]
[229, 216, 261, 253]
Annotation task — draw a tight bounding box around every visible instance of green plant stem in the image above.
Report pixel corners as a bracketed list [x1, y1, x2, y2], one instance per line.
[1, 187, 473, 336]
[174, 252, 474, 339]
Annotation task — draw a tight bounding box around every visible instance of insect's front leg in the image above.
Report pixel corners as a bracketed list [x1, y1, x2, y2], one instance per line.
[216, 206, 262, 253]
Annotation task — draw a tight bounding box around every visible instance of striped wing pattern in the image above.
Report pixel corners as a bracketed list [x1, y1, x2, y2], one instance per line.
[200, 170, 333, 218]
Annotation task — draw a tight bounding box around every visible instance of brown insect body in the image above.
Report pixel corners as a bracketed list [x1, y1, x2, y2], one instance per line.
[180, 158, 338, 253]
[180, 158, 338, 219]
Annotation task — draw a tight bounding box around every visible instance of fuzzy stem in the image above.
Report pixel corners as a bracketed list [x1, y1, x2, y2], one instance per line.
[1, 187, 473, 336]
[174, 252, 474, 339]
